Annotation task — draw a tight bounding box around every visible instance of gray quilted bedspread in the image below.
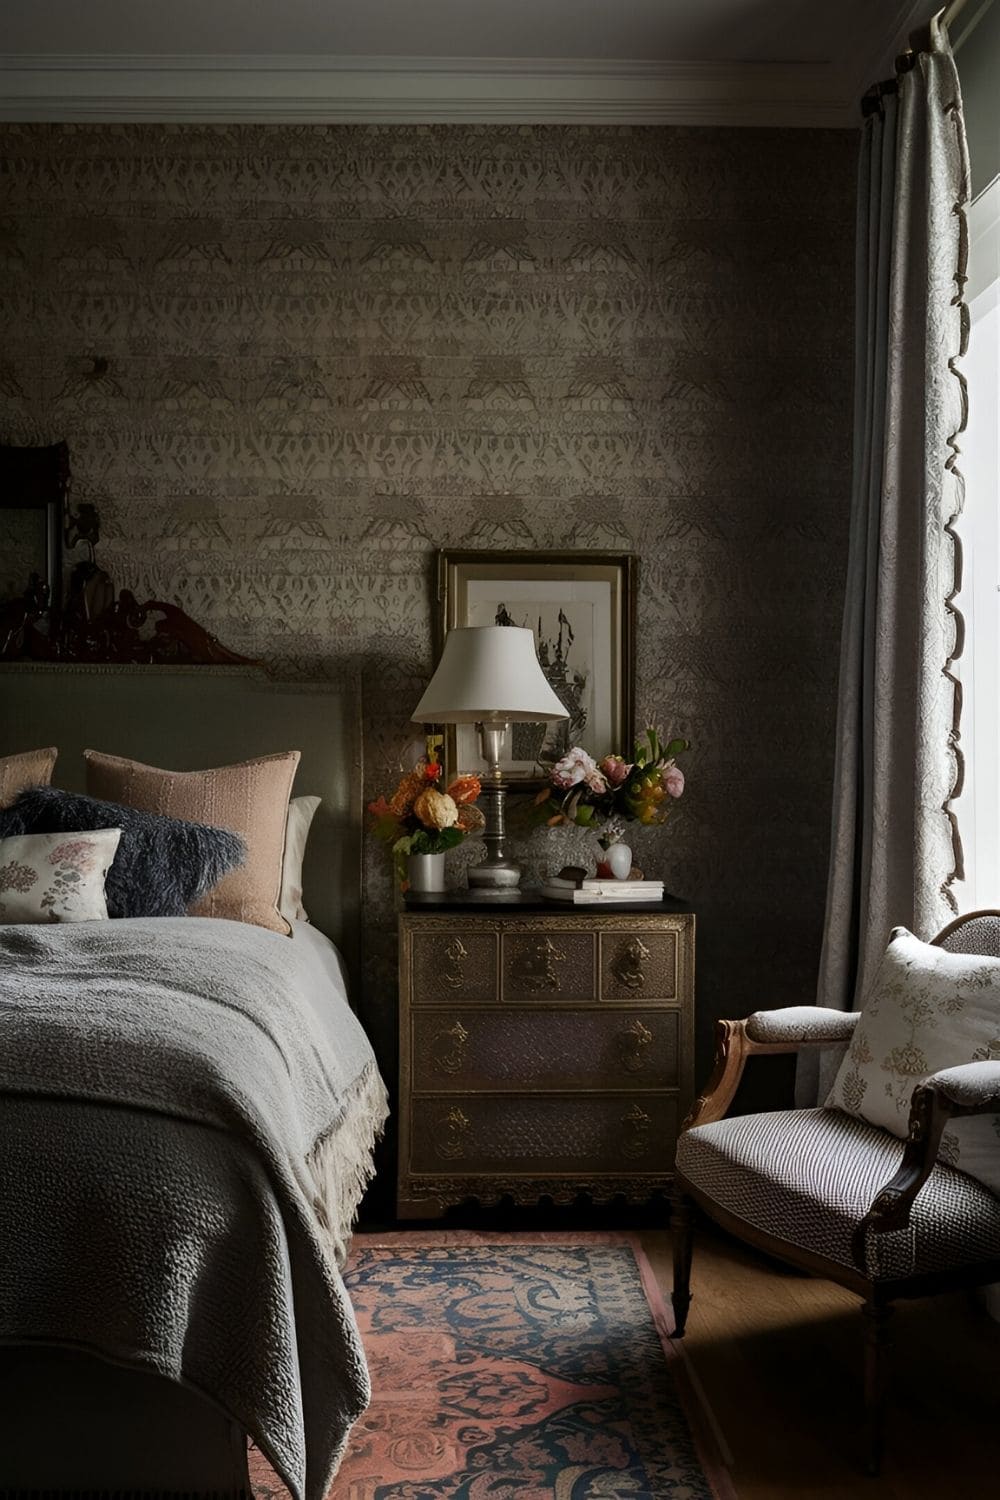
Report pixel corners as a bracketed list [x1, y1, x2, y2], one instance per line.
[0, 916, 388, 1500]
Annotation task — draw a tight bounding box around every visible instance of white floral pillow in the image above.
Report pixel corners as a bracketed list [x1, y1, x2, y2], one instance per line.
[0, 829, 121, 923]
[827, 926, 1000, 1200]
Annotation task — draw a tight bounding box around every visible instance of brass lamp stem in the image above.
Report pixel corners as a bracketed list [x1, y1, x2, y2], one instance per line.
[467, 719, 521, 894]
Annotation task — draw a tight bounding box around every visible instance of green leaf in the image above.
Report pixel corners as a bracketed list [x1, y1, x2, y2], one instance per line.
[409, 825, 464, 855]
[633, 725, 660, 766]
[371, 813, 403, 843]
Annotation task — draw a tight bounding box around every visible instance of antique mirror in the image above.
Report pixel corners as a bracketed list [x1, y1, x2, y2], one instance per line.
[0, 442, 68, 614]
[0, 440, 251, 665]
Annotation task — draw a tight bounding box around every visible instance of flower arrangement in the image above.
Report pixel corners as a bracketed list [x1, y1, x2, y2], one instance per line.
[368, 753, 485, 885]
[532, 726, 688, 847]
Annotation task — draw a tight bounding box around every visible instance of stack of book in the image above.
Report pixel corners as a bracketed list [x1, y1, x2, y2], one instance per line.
[541, 875, 665, 904]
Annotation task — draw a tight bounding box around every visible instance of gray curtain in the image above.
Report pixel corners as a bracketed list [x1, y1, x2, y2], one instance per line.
[801, 14, 971, 1105]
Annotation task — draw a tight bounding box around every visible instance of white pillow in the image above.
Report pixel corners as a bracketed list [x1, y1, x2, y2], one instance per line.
[279, 795, 320, 925]
[0, 829, 121, 923]
[827, 926, 1000, 1200]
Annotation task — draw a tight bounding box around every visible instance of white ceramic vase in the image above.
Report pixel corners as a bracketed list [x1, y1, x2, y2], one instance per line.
[407, 851, 447, 893]
[603, 842, 634, 880]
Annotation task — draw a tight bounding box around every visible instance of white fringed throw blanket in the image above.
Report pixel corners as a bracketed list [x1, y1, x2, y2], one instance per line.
[0, 916, 388, 1500]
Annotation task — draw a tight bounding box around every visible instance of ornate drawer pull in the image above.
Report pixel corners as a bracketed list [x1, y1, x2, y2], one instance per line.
[431, 1020, 470, 1075]
[621, 1103, 652, 1160]
[435, 1106, 471, 1160]
[618, 1019, 653, 1073]
[512, 937, 567, 991]
[611, 937, 651, 991]
[442, 937, 469, 989]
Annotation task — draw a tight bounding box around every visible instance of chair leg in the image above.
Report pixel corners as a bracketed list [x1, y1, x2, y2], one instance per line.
[670, 1186, 696, 1337]
[861, 1296, 894, 1476]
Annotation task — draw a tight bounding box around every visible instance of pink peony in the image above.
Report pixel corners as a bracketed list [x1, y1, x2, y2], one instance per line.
[663, 764, 685, 798]
[598, 754, 633, 787]
[551, 747, 607, 793]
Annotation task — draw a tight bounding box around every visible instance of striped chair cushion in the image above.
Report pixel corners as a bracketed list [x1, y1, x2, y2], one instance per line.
[677, 1107, 1000, 1280]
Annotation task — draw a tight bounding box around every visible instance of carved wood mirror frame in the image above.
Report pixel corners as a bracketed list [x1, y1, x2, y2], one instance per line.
[0, 442, 253, 667]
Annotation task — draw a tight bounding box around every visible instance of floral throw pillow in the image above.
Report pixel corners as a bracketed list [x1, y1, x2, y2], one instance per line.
[0, 829, 121, 924]
[827, 926, 1000, 1200]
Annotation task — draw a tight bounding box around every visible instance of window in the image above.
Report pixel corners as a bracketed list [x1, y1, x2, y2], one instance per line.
[953, 173, 1000, 908]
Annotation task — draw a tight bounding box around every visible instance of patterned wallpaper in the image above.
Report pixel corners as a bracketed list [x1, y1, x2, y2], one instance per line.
[0, 122, 856, 1129]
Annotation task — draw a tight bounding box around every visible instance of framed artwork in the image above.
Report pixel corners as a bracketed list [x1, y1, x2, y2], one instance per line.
[436, 550, 636, 788]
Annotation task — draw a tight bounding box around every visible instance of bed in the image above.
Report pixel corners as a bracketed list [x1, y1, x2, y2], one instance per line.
[0, 663, 386, 1500]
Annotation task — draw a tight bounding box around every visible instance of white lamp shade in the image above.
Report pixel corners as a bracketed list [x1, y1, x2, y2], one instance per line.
[412, 626, 570, 725]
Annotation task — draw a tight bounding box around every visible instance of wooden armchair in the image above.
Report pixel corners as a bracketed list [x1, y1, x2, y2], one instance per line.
[671, 911, 1000, 1474]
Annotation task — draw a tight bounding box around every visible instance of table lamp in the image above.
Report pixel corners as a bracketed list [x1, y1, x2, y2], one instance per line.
[411, 625, 568, 894]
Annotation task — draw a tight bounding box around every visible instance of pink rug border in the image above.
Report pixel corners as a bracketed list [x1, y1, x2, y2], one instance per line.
[352, 1229, 738, 1500]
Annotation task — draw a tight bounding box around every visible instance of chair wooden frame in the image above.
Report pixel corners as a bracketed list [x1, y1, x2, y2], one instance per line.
[671, 910, 1000, 1474]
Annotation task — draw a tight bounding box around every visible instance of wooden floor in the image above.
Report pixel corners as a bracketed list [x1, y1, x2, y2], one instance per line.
[640, 1224, 1000, 1499]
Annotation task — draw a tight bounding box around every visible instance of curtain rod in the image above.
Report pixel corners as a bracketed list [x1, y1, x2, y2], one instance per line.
[863, 0, 993, 113]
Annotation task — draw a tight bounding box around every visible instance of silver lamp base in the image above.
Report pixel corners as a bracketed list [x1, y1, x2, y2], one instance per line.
[468, 856, 522, 892]
[469, 721, 522, 896]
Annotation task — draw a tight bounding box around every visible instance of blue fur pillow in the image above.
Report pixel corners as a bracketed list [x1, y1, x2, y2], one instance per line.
[0, 785, 246, 919]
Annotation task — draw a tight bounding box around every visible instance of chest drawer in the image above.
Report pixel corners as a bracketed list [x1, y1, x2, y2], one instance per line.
[410, 1007, 679, 1092]
[406, 1092, 677, 1177]
[409, 929, 498, 1003]
[500, 930, 595, 1002]
[599, 929, 678, 1001]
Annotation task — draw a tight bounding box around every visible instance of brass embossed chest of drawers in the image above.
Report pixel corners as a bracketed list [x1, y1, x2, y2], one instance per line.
[397, 897, 695, 1218]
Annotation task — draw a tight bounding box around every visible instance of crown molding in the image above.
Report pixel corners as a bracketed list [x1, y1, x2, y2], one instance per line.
[0, 53, 859, 127]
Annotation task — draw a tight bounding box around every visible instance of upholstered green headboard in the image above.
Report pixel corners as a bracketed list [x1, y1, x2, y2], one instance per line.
[0, 663, 362, 976]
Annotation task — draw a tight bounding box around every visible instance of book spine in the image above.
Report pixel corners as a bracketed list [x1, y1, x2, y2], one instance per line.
[578, 876, 665, 888]
[573, 891, 663, 902]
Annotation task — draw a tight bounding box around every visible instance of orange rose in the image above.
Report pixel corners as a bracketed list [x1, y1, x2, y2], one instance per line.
[446, 774, 481, 806]
[388, 769, 425, 818]
[456, 803, 486, 834]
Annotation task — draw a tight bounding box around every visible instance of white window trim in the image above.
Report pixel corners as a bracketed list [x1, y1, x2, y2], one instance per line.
[954, 174, 1000, 910]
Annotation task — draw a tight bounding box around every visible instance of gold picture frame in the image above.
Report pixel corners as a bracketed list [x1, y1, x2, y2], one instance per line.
[436, 549, 636, 790]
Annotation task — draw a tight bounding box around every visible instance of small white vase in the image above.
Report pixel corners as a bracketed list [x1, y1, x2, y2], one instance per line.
[604, 842, 633, 880]
[407, 852, 447, 893]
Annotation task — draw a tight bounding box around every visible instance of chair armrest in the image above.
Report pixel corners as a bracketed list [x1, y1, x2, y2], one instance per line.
[745, 1006, 859, 1047]
[683, 1009, 859, 1132]
[917, 1060, 1000, 1114]
[853, 1061, 1000, 1267]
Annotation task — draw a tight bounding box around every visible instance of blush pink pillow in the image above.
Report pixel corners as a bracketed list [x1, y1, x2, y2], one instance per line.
[84, 748, 300, 935]
[0, 747, 57, 808]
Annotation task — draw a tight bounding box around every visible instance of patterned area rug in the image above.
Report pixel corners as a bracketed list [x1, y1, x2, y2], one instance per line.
[250, 1232, 734, 1499]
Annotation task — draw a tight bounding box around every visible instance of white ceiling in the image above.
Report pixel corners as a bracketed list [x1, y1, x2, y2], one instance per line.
[0, 0, 924, 65]
[0, 0, 941, 125]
